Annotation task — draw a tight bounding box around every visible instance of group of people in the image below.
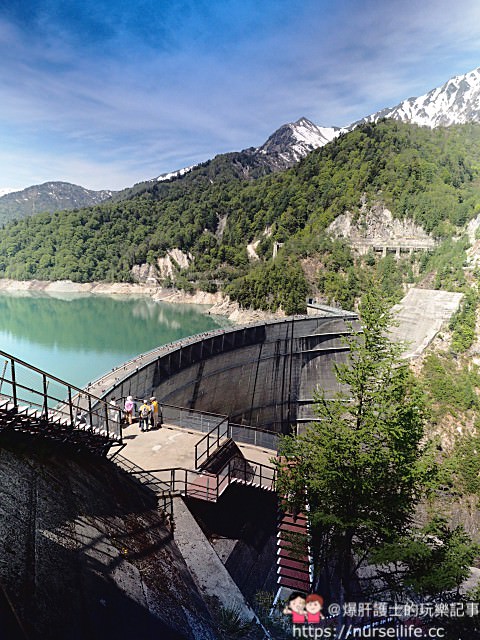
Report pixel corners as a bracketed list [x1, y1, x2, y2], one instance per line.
[123, 395, 162, 432]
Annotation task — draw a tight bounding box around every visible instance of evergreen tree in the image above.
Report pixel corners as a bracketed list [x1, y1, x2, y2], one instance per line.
[276, 285, 428, 601]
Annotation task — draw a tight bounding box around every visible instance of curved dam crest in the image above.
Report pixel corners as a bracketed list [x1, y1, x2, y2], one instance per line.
[93, 312, 359, 433]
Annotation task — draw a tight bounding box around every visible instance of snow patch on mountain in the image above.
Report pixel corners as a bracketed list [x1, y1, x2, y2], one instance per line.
[255, 117, 340, 167]
[351, 67, 480, 129]
[156, 165, 195, 182]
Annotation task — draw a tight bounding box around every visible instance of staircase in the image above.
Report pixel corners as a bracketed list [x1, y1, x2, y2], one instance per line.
[0, 350, 122, 456]
[277, 509, 312, 592]
[127, 454, 276, 504]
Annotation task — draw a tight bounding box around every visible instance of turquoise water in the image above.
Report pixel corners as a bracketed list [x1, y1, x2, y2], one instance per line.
[0, 291, 228, 390]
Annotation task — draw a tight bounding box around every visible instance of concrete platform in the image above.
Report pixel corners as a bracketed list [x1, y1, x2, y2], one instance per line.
[120, 421, 275, 473]
[121, 422, 200, 470]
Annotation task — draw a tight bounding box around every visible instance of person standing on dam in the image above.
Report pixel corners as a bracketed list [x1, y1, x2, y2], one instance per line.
[108, 396, 120, 433]
[124, 396, 134, 425]
[139, 399, 151, 432]
[149, 396, 161, 429]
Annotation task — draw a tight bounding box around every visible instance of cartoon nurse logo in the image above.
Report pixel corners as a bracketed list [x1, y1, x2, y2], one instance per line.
[283, 592, 306, 624]
[305, 593, 324, 623]
[283, 592, 325, 625]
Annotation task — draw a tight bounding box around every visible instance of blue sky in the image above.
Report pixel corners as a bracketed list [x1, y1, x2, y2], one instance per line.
[1, 0, 480, 191]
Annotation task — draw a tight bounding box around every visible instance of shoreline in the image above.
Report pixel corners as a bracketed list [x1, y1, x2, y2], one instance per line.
[0, 278, 283, 324]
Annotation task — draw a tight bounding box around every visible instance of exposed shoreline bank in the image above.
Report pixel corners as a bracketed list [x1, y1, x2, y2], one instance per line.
[0, 278, 283, 324]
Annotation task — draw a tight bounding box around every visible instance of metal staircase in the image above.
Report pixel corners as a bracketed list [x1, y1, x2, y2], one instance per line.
[0, 350, 122, 455]
[276, 508, 312, 592]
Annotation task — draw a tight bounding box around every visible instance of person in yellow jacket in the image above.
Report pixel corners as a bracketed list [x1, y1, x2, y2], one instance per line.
[149, 396, 162, 429]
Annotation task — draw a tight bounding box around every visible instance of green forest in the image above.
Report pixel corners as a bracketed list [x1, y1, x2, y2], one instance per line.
[2, 119, 480, 313]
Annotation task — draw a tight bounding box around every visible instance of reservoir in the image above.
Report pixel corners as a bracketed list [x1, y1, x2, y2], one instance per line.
[0, 291, 228, 390]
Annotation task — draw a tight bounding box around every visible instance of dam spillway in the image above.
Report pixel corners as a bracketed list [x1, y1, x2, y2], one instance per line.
[94, 311, 358, 434]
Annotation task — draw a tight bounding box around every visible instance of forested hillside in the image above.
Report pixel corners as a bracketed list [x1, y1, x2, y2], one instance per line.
[0, 181, 114, 225]
[2, 120, 480, 313]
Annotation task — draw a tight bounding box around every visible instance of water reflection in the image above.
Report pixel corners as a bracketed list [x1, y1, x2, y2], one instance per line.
[0, 291, 228, 388]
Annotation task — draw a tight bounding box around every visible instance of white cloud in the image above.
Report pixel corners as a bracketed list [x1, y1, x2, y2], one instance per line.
[2, 0, 480, 189]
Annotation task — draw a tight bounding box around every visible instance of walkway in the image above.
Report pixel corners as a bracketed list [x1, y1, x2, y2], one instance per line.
[119, 421, 276, 472]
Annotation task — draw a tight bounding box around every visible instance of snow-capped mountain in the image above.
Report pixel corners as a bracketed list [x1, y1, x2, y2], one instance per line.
[132, 117, 339, 191]
[144, 68, 480, 186]
[255, 117, 340, 168]
[351, 67, 480, 129]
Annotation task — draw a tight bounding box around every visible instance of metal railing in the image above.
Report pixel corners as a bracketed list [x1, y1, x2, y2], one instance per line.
[195, 420, 279, 469]
[113, 454, 173, 520]
[194, 417, 229, 468]
[0, 349, 122, 444]
[138, 456, 276, 503]
[115, 395, 227, 434]
[228, 423, 279, 451]
[161, 403, 227, 433]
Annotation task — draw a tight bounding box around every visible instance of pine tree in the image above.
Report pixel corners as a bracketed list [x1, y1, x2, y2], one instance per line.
[276, 285, 428, 601]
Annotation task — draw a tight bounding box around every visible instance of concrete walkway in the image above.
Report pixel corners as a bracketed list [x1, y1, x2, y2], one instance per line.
[121, 422, 200, 470]
[120, 421, 275, 473]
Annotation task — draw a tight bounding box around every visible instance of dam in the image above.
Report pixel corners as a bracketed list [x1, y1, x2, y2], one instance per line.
[91, 310, 358, 434]
[0, 308, 359, 639]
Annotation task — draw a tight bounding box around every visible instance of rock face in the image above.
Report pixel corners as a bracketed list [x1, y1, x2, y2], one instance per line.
[131, 263, 160, 284]
[0, 434, 217, 640]
[328, 203, 436, 253]
[131, 250, 193, 284]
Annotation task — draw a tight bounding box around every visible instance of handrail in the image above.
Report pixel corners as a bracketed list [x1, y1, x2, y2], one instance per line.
[112, 453, 173, 520]
[0, 348, 101, 398]
[228, 423, 279, 451]
[195, 420, 279, 469]
[162, 402, 226, 420]
[194, 416, 229, 468]
[134, 457, 277, 502]
[0, 350, 123, 447]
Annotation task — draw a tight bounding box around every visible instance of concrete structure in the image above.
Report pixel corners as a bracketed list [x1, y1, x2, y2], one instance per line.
[0, 432, 220, 640]
[90, 313, 359, 433]
[0, 310, 364, 639]
[389, 288, 464, 358]
[353, 241, 435, 258]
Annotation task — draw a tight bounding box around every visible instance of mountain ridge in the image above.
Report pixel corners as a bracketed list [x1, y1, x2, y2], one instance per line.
[0, 181, 115, 226]
[129, 65, 480, 195]
[350, 66, 480, 129]
[4, 64, 480, 221]
[3, 65, 480, 234]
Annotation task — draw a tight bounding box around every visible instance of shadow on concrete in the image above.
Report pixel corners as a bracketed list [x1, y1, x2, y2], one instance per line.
[186, 483, 278, 600]
[0, 431, 216, 640]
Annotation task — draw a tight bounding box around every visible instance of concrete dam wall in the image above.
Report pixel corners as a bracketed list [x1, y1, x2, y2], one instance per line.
[99, 313, 358, 433]
[0, 433, 218, 640]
